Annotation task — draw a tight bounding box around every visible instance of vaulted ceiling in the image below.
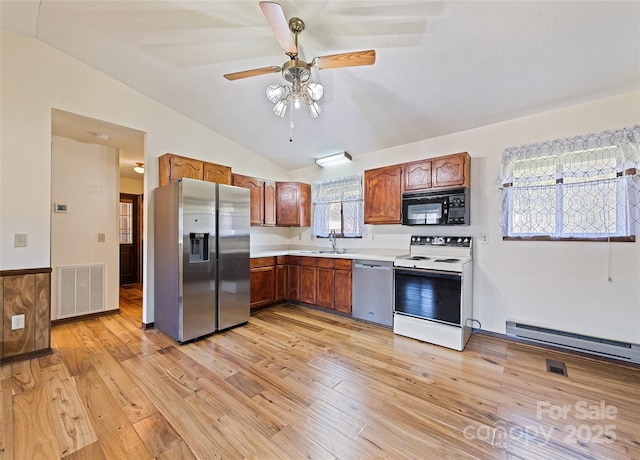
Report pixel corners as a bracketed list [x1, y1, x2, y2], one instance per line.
[2, 1, 639, 170]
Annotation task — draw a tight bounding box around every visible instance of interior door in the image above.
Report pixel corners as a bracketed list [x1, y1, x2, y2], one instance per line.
[119, 193, 140, 285]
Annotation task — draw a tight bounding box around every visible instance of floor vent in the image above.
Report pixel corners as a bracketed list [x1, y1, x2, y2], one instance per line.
[58, 264, 105, 318]
[506, 321, 640, 364]
[546, 359, 568, 377]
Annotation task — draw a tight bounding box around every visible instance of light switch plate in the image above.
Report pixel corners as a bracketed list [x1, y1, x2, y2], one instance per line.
[98, 233, 106, 242]
[12, 314, 25, 330]
[14, 233, 27, 247]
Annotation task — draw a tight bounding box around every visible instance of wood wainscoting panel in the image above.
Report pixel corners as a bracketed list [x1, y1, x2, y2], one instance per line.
[2, 275, 36, 358]
[35, 273, 51, 350]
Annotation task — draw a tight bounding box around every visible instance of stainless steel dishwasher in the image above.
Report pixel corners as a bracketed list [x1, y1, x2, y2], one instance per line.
[352, 259, 394, 327]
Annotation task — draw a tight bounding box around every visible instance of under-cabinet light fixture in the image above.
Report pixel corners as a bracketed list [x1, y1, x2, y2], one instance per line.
[315, 152, 352, 168]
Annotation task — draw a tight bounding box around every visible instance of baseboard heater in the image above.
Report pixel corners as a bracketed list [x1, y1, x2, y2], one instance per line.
[506, 321, 640, 364]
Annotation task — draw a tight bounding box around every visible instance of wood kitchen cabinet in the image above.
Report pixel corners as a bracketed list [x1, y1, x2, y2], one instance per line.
[263, 181, 276, 226]
[364, 164, 403, 224]
[159, 153, 231, 186]
[249, 257, 275, 310]
[334, 259, 353, 314]
[287, 256, 300, 301]
[232, 174, 276, 227]
[432, 152, 470, 188]
[275, 256, 288, 302]
[315, 258, 336, 308]
[276, 182, 311, 227]
[299, 257, 317, 304]
[403, 159, 433, 192]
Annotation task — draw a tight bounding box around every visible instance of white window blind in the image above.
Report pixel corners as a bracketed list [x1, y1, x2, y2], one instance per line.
[312, 175, 363, 238]
[499, 125, 640, 239]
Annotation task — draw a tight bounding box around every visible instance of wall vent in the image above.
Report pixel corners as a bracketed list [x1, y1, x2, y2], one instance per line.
[506, 321, 640, 364]
[58, 264, 105, 318]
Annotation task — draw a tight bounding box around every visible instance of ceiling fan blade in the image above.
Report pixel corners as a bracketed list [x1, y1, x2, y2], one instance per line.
[312, 50, 376, 70]
[224, 66, 281, 81]
[259, 2, 297, 55]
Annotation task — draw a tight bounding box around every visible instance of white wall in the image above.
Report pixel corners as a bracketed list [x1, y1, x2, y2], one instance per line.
[0, 31, 291, 324]
[290, 91, 640, 344]
[51, 136, 119, 319]
[120, 176, 144, 195]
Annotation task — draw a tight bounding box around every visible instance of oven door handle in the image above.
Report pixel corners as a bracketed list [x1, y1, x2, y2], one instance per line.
[394, 267, 462, 279]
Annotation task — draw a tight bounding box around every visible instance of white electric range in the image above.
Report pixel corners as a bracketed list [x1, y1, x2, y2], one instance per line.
[393, 235, 474, 351]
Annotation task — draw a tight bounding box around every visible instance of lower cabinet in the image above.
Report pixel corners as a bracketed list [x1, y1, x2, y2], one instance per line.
[287, 257, 300, 301]
[250, 255, 353, 316]
[299, 258, 317, 304]
[275, 256, 287, 302]
[334, 259, 353, 314]
[249, 257, 275, 310]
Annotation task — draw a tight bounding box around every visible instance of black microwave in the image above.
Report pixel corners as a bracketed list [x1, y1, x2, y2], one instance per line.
[401, 188, 469, 225]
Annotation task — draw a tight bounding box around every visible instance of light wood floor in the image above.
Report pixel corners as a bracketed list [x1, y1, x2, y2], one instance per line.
[1, 286, 639, 459]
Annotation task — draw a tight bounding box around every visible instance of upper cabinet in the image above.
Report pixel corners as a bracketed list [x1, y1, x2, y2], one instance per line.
[364, 165, 403, 224]
[403, 159, 432, 192]
[232, 174, 277, 227]
[432, 152, 470, 189]
[203, 162, 232, 185]
[364, 152, 470, 224]
[232, 174, 265, 226]
[159, 153, 231, 186]
[276, 182, 311, 227]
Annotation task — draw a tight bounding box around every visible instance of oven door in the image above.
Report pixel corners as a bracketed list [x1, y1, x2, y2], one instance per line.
[394, 267, 462, 326]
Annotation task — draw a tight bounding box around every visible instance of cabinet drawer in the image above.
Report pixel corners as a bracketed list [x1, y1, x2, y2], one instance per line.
[276, 256, 288, 265]
[300, 257, 317, 266]
[287, 256, 300, 265]
[335, 259, 352, 270]
[250, 257, 275, 268]
[316, 258, 335, 269]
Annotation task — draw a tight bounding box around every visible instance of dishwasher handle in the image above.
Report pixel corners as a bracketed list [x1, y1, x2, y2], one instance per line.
[354, 262, 392, 270]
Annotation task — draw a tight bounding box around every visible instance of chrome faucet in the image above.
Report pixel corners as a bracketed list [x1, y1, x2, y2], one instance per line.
[329, 230, 337, 251]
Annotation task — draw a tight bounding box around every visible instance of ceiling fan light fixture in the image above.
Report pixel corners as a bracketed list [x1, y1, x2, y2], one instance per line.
[273, 99, 288, 117]
[133, 162, 144, 174]
[315, 152, 352, 168]
[308, 100, 322, 118]
[306, 82, 323, 101]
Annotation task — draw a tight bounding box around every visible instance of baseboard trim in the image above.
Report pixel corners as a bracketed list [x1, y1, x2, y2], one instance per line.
[0, 348, 52, 366]
[141, 322, 154, 331]
[51, 309, 119, 326]
[474, 329, 640, 370]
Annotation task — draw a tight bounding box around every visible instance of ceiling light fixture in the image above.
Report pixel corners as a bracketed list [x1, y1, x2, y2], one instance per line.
[133, 162, 144, 174]
[315, 152, 352, 168]
[264, 16, 324, 142]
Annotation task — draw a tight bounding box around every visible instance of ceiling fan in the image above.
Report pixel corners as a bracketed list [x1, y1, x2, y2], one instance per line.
[223, 1, 376, 121]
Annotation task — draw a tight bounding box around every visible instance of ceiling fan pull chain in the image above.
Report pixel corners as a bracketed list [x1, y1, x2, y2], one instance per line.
[289, 103, 294, 142]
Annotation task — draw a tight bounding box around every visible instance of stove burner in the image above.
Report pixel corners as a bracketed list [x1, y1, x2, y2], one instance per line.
[408, 256, 431, 261]
[433, 258, 460, 263]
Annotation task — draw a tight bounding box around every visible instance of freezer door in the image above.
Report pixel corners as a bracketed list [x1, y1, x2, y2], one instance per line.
[217, 184, 250, 330]
[181, 179, 218, 340]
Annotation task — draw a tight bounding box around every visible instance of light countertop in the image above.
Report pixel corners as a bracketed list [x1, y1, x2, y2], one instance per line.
[250, 248, 403, 263]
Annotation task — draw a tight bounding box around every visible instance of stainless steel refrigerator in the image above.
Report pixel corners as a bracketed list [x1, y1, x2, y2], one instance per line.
[154, 178, 250, 343]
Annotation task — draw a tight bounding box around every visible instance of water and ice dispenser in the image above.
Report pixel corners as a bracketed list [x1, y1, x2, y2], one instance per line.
[189, 233, 210, 263]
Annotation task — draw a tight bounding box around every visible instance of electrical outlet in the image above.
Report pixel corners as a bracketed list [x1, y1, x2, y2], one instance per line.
[481, 233, 489, 244]
[13, 233, 27, 247]
[12, 314, 25, 330]
[98, 233, 106, 242]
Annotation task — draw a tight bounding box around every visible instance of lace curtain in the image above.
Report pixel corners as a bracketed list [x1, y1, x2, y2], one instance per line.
[498, 125, 640, 238]
[312, 175, 363, 237]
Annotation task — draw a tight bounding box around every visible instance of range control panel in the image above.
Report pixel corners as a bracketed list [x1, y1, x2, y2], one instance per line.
[410, 235, 472, 248]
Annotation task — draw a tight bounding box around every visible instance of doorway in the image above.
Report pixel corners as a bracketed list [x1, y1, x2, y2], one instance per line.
[119, 193, 143, 285]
